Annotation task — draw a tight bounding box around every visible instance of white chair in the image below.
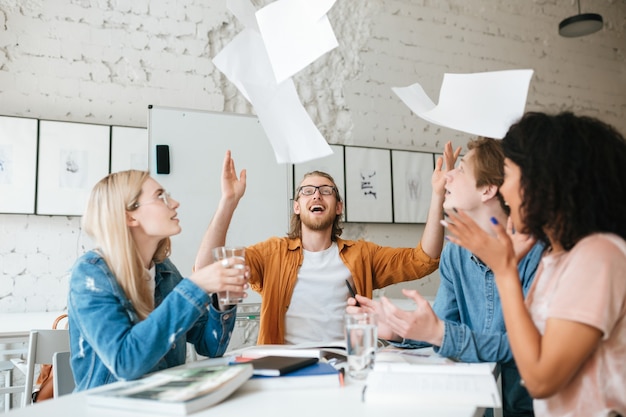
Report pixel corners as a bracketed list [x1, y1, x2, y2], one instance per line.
[21, 329, 70, 407]
[0, 360, 25, 411]
[52, 351, 74, 397]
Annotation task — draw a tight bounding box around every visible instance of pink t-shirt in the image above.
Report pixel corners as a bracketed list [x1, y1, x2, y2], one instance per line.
[526, 233, 626, 417]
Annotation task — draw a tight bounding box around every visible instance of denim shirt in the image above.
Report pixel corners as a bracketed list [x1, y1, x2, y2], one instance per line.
[400, 242, 544, 417]
[68, 250, 237, 391]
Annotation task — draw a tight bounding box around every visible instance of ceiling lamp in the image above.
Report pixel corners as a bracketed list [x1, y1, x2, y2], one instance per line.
[559, 0, 603, 37]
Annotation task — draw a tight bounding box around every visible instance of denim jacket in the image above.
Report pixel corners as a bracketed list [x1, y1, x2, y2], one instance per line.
[68, 250, 236, 391]
[400, 242, 544, 416]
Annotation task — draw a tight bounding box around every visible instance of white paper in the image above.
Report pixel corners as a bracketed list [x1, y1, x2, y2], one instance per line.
[256, 0, 338, 84]
[366, 362, 501, 408]
[393, 69, 534, 139]
[213, 28, 332, 164]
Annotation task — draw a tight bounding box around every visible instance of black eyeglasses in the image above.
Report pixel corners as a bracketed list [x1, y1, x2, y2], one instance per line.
[297, 185, 337, 196]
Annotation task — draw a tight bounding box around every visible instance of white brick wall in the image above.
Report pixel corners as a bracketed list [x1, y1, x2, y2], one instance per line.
[0, 0, 624, 313]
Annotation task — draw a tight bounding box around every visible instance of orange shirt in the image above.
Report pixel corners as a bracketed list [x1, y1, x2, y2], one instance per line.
[246, 237, 439, 344]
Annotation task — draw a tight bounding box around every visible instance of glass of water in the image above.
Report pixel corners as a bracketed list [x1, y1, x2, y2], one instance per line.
[344, 312, 378, 380]
[212, 246, 246, 305]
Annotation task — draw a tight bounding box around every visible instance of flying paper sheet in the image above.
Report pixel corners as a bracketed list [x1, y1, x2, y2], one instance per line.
[256, 0, 338, 84]
[213, 19, 332, 163]
[392, 69, 534, 139]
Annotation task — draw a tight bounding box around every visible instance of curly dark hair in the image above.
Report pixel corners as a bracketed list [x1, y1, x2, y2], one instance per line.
[502, 111, 626, 250]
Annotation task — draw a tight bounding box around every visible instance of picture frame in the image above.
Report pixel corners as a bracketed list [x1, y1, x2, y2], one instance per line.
[434, 152, 461, 170]
[111, 126, 148, 173]
[36, 120, 111, 216]
[392, 150, 434, 223]
[344, 146, 392, 223]
[0, 116, 38, 214]
[293, 144, 345, 201]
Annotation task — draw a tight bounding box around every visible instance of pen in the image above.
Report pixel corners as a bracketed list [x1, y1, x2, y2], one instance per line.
[345, 279, 361, 307]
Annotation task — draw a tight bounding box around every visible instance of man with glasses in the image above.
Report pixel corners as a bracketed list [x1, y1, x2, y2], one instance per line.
[196, 143, 459, 345]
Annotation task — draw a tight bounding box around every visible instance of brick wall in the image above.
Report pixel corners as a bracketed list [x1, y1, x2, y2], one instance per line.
[1, 0, 624, 312]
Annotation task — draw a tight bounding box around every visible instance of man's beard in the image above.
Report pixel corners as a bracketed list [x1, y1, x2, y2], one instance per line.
[300, 213, 335, 231]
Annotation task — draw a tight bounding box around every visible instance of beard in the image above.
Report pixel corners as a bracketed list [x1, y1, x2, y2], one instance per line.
[300, 212, 335, 232]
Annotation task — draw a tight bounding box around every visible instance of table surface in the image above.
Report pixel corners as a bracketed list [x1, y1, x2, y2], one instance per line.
[1, 310, 485, 417]
[0, 312, 67, 336]
[5, 371, 483, 417]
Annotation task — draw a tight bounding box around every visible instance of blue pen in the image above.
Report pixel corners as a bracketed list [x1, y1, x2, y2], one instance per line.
[345, 280, 361, 307]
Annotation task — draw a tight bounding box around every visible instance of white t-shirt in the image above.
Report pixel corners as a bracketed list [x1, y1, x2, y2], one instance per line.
[284, 242, 353, 345]
[527, 233, 626, 417]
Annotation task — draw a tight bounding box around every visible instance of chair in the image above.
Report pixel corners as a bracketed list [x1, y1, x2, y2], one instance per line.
[0, 360, 25, 411]
[52, 351, 74, 397]
[21, 329, 70, 407]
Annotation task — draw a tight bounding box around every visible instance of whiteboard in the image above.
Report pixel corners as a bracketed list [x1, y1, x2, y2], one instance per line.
[148, 106, 292, 303]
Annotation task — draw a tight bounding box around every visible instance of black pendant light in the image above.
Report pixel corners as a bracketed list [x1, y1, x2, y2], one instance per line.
[559, 0, 603, 37]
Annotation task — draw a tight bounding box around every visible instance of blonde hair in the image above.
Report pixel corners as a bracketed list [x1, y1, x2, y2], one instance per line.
[82, 170, 171, 320]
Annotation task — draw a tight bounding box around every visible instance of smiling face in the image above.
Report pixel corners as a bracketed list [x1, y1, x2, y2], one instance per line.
[127, 177, 182, 241]
[293, 174, 342, 233]
[443, 150, 485, 214]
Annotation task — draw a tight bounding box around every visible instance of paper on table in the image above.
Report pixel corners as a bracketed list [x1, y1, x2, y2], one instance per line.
[212, 0, 334, 164]
[256, 0, 338, 84]
[366, 361, 501, 408]
[392, 69, 534, 139]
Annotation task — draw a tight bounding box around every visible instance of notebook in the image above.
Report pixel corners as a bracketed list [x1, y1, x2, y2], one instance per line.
[248, 356, 319, 376]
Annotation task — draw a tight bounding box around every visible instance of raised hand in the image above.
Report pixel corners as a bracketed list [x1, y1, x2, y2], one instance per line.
[432, 141, 462, 195]
[221, 150, 246, 203]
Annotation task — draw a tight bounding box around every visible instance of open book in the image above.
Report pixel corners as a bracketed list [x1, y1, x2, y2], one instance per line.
[86, 364, 253, 415]
[365, 360, 501, 408]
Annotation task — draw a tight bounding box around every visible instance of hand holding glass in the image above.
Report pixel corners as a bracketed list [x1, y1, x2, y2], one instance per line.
[344, 312, 378, 380]
[212, 246, 246, 305]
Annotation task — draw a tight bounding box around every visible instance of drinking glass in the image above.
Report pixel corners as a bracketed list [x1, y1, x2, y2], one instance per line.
[212, 246, 246, 304]
[344, 312, 378, 380]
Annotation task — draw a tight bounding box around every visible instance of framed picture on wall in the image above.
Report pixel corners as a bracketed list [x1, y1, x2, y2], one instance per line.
[392, 150, 434, 223]
[0, 116, 38, 214]
[293, 144, 345, 201]
[111, 126, 148, 173]
[36, 121, 111, 216]
[344, 146, 392, 223]
[434, 152, 461, 170]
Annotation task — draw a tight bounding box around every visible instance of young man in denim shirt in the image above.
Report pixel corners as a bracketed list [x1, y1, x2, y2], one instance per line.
[351, 138, 542, 416]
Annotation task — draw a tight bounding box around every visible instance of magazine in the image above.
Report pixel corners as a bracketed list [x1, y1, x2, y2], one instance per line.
[86, 363, 253, 415]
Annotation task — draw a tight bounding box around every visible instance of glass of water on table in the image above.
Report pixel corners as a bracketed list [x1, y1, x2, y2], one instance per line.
[344, 312, 378, 380]
[212, 246, 246, 304]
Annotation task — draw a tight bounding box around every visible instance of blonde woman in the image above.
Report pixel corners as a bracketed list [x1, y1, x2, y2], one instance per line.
[68, 151, 247, 391]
